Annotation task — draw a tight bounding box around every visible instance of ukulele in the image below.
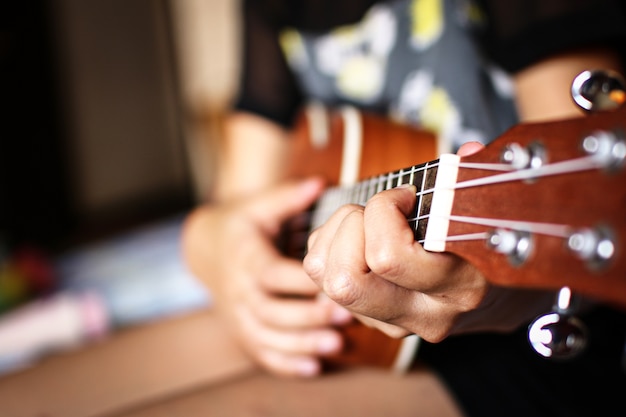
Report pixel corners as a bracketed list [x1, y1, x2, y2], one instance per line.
[283, 100, 626, 371]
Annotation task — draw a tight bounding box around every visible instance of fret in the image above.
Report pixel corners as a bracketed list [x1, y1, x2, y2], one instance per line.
[376, 174, 386, 193]
[408, 163, 425, 241]
[414, 162, 438, 242]
[366, 177, 378, 202]
[398, 168, 412, 186]
[357, 181, 368, 205]
[310, 158, 442, 244]
[348, 184, 356, 206]
[386, 171, 395, 190]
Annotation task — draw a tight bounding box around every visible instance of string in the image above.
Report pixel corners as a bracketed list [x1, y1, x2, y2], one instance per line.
[311, 154, 601, 241]
[413, 155, 601, 197]
[417, 232, 489, 244]
[457, 162, 515, 171]
[453, 155, 600, 190]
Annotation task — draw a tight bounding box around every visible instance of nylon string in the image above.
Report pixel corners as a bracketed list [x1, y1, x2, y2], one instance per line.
[311, 154, 600, 242]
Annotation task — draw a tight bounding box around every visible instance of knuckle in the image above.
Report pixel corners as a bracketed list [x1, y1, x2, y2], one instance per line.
[302, 252, 325, 279]
[421, 326, 452, 343]
[338, 204, 363, 216]
[463, 292, 485, 312]
[367, 245, 402, 277]
[322, 272, 360, 307]
[306, 228, 319, 249]
[366, 191, 385, 207]
[383, 326, 412, 339]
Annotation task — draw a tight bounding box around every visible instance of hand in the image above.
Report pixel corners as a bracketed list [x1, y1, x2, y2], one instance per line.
[303, 143, 554, 342]
[182, 178, 353, 377]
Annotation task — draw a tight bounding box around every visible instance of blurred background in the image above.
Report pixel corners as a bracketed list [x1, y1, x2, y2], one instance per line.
[0, 0, 238, 374]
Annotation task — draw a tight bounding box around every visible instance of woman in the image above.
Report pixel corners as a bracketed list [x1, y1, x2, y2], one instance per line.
[183, 0, 626, 415]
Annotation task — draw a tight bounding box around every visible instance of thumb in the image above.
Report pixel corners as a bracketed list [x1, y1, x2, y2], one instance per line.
[245, 177, 325, 230]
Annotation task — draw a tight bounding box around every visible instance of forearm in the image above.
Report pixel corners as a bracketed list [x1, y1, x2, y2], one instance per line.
[213, 111, 291, 202]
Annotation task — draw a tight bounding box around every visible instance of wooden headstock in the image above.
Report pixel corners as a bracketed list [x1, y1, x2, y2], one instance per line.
[444, 107, 626, 308]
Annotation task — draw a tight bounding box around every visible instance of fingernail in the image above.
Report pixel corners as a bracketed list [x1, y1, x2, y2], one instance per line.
[297, 359, 319, 377]
[317, 334, 341, 354]
[331, 306, 353, 325]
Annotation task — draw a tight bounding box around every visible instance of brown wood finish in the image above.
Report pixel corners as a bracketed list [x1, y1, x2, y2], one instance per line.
[284, 105, 626, 370]
[286, 107, 437, 370]
[446, 107, 626, 308]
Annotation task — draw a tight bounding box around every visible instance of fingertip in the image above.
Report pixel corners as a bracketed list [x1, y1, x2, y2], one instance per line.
[316, 332, 343, 355]
[295, 358, 321, 377]
[457, 141, 484, 157]
[259, 350, 322, 378]
[381, 183, 417, 216]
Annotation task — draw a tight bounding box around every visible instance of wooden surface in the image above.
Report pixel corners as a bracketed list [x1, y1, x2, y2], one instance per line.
[114, 366, 460, 417]
[0, 309, 462, 417]
[0, 309, 252, 417]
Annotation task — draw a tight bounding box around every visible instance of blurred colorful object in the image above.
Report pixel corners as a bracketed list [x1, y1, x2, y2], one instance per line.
[0, 245, 57, 313]
[0, 216, 211, 375]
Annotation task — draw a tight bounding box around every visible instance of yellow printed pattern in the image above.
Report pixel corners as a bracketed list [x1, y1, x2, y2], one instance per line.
[410, 0, 444, 49]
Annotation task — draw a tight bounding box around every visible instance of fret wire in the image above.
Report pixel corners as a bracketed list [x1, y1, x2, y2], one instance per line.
[386, 171, 394, 190]
[342, 161, 442, 197]
[313, 154, 596, 246]
[407, 165, 418, 239]
[396, 168, 404, 187]
[377, 174, 386, 193]
[358, 181, 367, 205]
[367, 177, 377, 201]
[366, 179, 373, 202]
[416, 162, 429, 239]
[310, 159, 442, 233]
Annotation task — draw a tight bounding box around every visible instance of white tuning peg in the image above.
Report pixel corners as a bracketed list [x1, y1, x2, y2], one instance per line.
[571, 69, 626, 112]
[528, 287, 588, 359]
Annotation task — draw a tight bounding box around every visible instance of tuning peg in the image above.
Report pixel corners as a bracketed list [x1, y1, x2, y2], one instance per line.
[528, 287, 588, 360]
[571, 69, 626, 112]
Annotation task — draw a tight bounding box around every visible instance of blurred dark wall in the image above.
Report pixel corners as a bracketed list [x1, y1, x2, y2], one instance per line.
[0, 1, 193, 252]
[0, 1, 73, 250]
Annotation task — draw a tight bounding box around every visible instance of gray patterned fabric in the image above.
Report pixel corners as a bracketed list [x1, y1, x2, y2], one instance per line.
[278, 0, 518, 152]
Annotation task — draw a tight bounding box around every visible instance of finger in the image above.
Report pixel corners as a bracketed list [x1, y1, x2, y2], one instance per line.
[304, 204, 363, 286]
[307, 204, 364, 249]
[251, 292, 353, 329]
[457, 141, 484, 157]
[352, 312, 413, 339]
[363, 185, 428, 289]
[244, 178, 325, 233]
[255, 349, 321, 378]
[363, 186, 472, 292]
[321, 208, 413, 323]
[238, 307, 344, 359]
[258, 256, 320, 296]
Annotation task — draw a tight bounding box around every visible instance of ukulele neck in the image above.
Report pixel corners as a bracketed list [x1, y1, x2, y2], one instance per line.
[311, 154, 461, 250]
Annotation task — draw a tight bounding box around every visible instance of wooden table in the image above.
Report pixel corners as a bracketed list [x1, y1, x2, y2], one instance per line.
[0, 310, 461, 417]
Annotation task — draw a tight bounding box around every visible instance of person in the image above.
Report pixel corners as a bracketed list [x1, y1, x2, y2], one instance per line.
[182, 0, 626, 415]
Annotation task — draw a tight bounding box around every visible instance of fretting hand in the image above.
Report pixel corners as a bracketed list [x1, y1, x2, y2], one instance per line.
[303, 143, 555, 342]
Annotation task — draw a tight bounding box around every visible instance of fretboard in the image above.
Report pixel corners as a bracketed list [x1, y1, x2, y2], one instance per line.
[310, 158, 442, 243]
